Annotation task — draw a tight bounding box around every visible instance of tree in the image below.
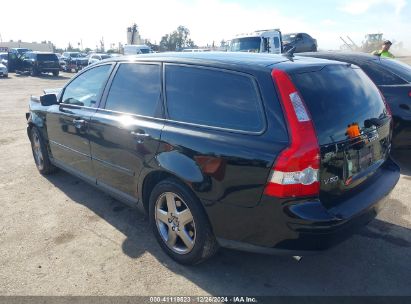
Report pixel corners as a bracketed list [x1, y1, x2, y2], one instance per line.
[159, 26, 196, 51]
[145, 40, 159, 52]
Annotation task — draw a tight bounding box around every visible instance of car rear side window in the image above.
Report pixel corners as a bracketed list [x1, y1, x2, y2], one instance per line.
[378, 59, 411, 83]
[104, 63, 162, 117]
[165, 65, 264, 132]
[360, 60, 407, 85]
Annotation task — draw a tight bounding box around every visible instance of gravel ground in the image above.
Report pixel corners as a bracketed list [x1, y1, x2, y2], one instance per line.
[0, 61, 411, 296]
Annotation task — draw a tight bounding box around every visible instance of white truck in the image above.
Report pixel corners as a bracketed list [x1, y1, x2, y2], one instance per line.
[123, 44, 152, 55]
[228, 29, 283, 54]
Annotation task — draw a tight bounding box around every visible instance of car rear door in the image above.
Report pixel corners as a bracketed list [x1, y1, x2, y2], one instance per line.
[89, 62, 164, 200]
[160, 64, 288, 208]
[46, 64, 114, 180]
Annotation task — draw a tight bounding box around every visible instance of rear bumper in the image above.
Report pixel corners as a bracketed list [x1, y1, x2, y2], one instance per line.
[210, 158, 400, 254]
[39, 67, 59, 72]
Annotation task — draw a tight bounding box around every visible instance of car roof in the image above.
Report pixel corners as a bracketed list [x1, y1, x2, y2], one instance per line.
[299, 51, 379, 64]
[101, 52, 345, 72]
[29, 51, 55, 54]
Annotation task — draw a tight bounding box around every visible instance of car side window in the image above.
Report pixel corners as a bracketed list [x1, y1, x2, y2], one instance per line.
[104, 63, 162, 117]
[165, 65, 264, 132]
[61, 64, 112, 107]
[361, 61, 407, 85]
[273, 37, 280, 49]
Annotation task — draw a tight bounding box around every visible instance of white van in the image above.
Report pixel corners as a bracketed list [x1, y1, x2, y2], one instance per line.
[123, 45, 152, 55]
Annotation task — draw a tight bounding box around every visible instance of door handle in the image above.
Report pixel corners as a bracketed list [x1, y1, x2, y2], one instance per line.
[73, 119, 86, 129]
[130, 131, 150, 137]
[131, 131, 150, 143]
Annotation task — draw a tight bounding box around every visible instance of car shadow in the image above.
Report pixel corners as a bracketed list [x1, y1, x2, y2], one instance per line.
[13, 72, 70, 80]
[44, 171, 411, 296]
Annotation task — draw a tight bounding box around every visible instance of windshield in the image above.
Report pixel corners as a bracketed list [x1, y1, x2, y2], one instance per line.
[69, 53, 79, 58]
[283, 34, 296, 41]
[378, 58, 411, 82]
[17, 48, 31, 54]
[229, 37, 261, 52]
[0, 54, 7, 60]
[140, 48, 150, 54]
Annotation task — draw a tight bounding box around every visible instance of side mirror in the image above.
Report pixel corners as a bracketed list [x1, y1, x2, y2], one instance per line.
[40, 94, 59, 106]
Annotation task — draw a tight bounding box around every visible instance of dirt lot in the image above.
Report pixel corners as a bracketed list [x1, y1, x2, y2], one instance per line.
[1, 61, 411, 296]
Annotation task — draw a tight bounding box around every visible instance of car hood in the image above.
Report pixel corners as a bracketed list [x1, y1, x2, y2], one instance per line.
[43, 88, 62, 96]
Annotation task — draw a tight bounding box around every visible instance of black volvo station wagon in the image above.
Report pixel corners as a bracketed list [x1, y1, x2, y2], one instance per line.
[27, 52, 400, 264]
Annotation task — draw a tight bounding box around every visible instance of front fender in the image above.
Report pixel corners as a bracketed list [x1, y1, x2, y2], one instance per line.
[28, 111, 45, 129]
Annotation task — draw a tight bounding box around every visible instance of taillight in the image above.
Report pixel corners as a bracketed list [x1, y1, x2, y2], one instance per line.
[408, 91, 411, 98]
[264, 69, 320, 198]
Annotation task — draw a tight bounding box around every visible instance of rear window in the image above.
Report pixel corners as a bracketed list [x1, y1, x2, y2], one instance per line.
[165, 65, 264, 132]
[292, 65, 388, 145]
[378, 59, 411, 83]
[37, 54, 58, 61]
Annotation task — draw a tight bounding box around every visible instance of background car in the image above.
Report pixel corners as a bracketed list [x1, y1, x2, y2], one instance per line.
[26, 53, 399, 265]
[300, 52, 411, 150]
[88, 53, 111, 65]
[0, 52, 8, 66]
[0, 62, 8, 77]
[20, 52, 60, 76]
[61, 52, 89, 72]
[283, 33, 317, 53]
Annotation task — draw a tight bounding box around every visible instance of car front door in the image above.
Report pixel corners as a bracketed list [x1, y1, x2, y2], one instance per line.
[295, 34, 304, 52]
[88, 62, 164, 200]
[46, 64, 114, 181]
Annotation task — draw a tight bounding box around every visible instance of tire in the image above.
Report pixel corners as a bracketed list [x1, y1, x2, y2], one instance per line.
[29, 127, 56, 175]
[52, 71, 59, 77]
[30, 67, 37, 77]
[149, 178, 218, 265]
[311, 45, 317, 52]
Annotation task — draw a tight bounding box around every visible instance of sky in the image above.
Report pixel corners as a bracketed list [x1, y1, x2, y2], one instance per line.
[1, 0, 410, 51]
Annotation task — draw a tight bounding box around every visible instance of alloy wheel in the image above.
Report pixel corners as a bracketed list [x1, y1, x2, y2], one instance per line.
[32, 132, 44, 170]
[155, 192, 196, 254]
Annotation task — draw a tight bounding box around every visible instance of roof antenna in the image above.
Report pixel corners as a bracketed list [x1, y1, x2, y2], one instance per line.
[283, 46, 296, 59]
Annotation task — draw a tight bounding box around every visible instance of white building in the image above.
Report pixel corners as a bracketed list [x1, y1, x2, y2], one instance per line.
[0, 41, 54, 52]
